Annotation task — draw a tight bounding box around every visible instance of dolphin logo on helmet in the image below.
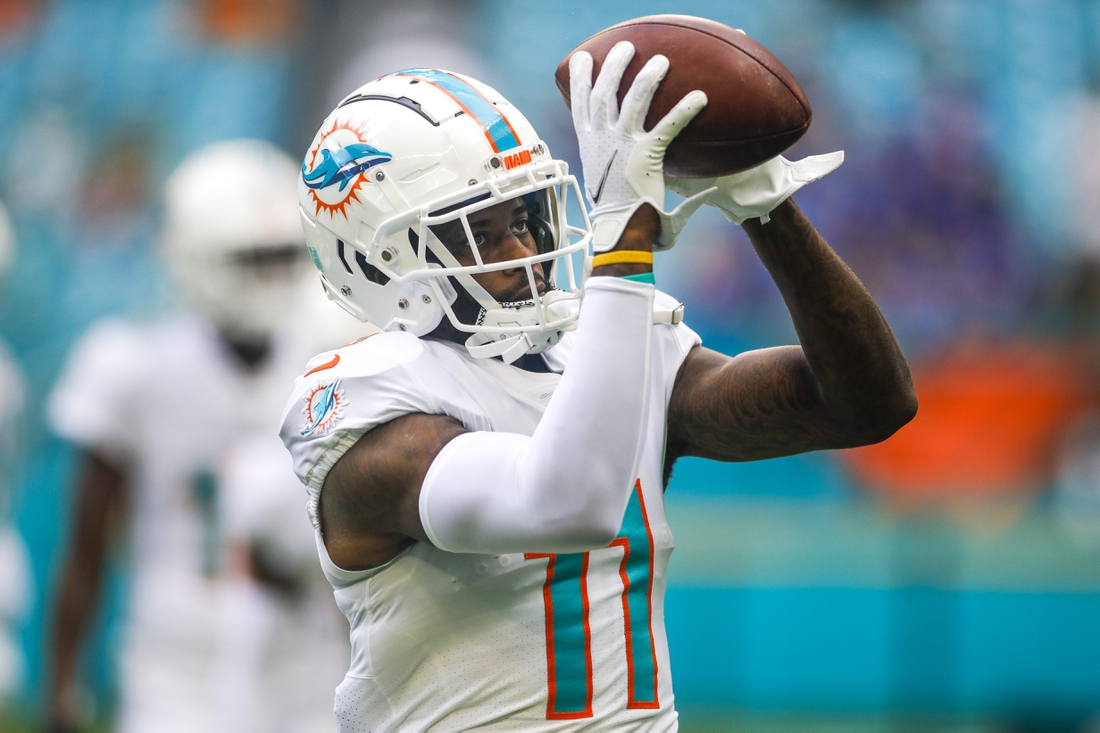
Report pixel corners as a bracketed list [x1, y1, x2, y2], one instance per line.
[302, 143, 392, 192]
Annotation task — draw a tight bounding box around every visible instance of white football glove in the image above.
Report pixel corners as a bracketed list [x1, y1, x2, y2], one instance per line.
[570, 42, 710, 252]
[666, 151, 845, 226]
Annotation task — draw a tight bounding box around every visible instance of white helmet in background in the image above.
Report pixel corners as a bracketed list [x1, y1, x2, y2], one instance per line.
[161, 139, 311, 342]
[298, 69, 591, 363]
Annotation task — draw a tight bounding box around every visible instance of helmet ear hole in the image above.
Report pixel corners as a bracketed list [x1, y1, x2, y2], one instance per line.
[354, 250, 390, 285]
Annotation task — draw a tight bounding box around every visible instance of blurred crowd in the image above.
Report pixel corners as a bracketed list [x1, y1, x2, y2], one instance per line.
[0, 0, 1098, 730]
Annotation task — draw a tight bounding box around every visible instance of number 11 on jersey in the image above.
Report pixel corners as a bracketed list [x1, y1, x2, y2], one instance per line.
[525, 479, 659, 720]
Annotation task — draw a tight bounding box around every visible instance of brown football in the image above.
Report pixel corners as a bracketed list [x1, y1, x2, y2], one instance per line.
[555, 15, 811, 178]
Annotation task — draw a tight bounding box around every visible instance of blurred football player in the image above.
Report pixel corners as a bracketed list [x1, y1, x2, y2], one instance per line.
[0, 200, 31, 713]
[211, 434, 350, 733]
[46, 140, 352, 733]
[283, 47, 916, 730]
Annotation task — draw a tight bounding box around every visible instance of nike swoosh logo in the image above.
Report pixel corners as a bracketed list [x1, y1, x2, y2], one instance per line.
[591, 149, 617, 205]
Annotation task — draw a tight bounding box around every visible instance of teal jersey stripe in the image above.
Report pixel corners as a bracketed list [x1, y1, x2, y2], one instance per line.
[546, 552, 592, 715]
[396, 68, 521, 152]
[620, 487, 659, 704]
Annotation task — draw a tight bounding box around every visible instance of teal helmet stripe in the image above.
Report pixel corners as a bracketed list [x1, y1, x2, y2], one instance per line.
[395, 68, 522, 153]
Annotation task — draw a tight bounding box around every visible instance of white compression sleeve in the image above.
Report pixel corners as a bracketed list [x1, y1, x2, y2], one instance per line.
[418, 276, 654, 554]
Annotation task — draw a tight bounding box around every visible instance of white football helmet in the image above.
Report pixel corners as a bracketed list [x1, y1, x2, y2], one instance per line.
[298, 68, 591, 363]
[161, 139, 312, 342]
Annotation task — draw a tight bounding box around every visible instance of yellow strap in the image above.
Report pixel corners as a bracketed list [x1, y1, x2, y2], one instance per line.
[591, 250, 654, 267]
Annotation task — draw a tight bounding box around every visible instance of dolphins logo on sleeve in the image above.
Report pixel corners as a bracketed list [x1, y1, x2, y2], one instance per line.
[301, 378, 346, 436]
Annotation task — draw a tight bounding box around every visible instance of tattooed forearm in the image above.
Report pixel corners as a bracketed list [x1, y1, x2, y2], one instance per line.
[747, 200, 916, 424]
[666, 199, 917, 466]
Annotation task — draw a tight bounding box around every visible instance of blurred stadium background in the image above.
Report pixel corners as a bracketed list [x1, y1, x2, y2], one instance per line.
[2, 0, 1100, 730]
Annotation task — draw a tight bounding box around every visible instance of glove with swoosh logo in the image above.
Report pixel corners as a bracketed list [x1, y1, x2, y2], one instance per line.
[570, 41, 711, 252]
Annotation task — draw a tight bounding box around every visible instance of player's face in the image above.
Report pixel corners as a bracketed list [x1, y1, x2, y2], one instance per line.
[432, 199, 549, 303]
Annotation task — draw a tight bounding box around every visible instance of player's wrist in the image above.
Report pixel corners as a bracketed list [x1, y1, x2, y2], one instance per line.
[741, 196, 795, 229]
[590, 204, 657, 279]
[617, 204, 659, 248]
[591, 249, 652, 276]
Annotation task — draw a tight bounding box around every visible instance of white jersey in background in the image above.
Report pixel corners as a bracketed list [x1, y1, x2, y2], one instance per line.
[216, 434, 349, 733]
[48, 314, 348, 733]
[281, 290, 701, 732]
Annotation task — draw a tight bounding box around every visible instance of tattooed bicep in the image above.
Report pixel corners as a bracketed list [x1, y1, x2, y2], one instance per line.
[666, 345, 840, 463]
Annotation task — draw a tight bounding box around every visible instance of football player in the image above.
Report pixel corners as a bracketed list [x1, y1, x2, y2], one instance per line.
[283, 45, 916, 730]
[46, 140, 350, 733]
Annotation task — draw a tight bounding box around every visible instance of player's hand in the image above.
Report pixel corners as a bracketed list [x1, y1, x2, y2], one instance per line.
[666, 152, 844, 226]
[569, 42, 708, 252]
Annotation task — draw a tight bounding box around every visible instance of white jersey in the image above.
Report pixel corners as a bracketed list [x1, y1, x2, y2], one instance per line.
[281, 290, 700, 731]
[48, 314, 345, 733]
